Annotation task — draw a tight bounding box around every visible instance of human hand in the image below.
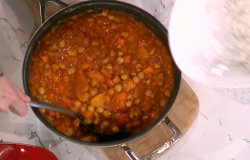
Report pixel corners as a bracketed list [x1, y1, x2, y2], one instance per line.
[0, 72, 31, 116]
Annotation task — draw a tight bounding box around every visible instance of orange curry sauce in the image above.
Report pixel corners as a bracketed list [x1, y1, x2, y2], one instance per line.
[29, 10, 175, 142]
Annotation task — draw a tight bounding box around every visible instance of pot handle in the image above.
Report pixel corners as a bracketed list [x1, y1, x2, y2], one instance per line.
[37, 0, 68, 24]
[119, 117, 182, 160]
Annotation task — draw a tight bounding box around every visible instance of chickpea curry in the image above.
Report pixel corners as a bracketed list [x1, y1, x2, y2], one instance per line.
[29, 10, 176, 142]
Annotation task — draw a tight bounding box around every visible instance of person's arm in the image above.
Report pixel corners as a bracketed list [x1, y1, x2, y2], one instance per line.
[0, 72, 31, 116]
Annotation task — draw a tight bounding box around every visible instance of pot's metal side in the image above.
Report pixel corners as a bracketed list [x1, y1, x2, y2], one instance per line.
[23, 0, 181, 147]
[120, 117, 182, 160]
[38, 0, 68, 25]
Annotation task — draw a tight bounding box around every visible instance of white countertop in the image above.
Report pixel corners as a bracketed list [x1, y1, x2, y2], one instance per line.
[1, 0, 250, 160]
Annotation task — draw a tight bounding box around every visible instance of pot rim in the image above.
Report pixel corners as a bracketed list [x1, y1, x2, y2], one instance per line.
[23, 0, 181, 147]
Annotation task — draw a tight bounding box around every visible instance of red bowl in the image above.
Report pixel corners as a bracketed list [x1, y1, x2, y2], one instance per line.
[0, 143, 58, 160]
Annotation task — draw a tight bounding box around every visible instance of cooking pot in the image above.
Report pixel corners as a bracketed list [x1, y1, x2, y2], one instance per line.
[22, 0, 182, 159]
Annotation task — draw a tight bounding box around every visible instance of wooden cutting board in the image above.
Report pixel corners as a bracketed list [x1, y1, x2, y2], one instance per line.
[102, 78, 199, 160]
[24, 1, 199, 159]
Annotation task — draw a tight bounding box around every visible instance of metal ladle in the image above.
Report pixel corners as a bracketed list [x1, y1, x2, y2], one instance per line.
[27, 100, 130, 140]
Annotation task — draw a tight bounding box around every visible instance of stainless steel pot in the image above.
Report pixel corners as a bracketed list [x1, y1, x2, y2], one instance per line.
[23, 0, 182, 159]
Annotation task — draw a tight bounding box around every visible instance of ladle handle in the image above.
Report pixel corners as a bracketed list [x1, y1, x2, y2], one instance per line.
[119, 117, 182, 160]
[37, 0, 68, 24]
[27, 100, 76, 118]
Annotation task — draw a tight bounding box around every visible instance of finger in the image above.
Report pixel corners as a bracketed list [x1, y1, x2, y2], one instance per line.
[0, 98, 10, 112]
[9, 100, 28, 117]
[3, 76, 31, 102]
[0, 76, 28, 116]
[11, 83, 31, 102]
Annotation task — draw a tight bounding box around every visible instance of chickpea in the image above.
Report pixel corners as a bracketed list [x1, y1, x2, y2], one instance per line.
[102, 10, 108, 16]
[38, 87, 45, 95]
[108, 15, 115, 20]
[160, 100, 167, 107]
[108, 88, 115, 95]
[133, 77, 139, 83]
[87, 18, 94, 22]
[113, 75, 121, 84]
[135, 98, 140, 104]
[118, 52, 124, 56]
[146, 79, 151, 84]
[84, 118, 92, 125]
[74, 101, 81, 108]
[121, 74, 128, 80]
[117, 57, 124, 64]
[126, 101, 132, 107]
[146, 90, 153, 96]
[89, 89, 98, 96]
[39, 108, 45, 114]
[158, 80, 164, 86]
[59, 63, 65, 69]
[103, 110, 110, 117]
[107, 64, 113, 70]
[115, 84, 122, 92]
[154, 63, 161, 68]
[81, 135, 94, 142]
[46, 116, 53, 123]
[137, 72, 144, 79]
[59, 40, 65, 47]
[112, 126, 119, 133]
[88, 106, 95, 111]
[93, 118, 100, 125]
[102, 120, 110, 127]
[126, 123, 131, 129]
[136, 64, 142, 69]
[120, 69, 125, 74]
[165, 90, 170, 97]
[96, 107, 104, 113]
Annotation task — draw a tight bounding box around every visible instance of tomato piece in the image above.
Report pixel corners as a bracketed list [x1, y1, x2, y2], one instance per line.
[88, 71, 104, 82]
[82, 110, 94, 119]
[90, 94, 106, 107]
[115, 93, 127, 102]
[49, 110, 56, 117]
[115, 113, 130, 126]
[101, 69, 112, 78]
[40, 55, 48, 63]
[56, 125, 66, 132]
[75, 70, 89, 102]
[123, 55, 131, 63]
